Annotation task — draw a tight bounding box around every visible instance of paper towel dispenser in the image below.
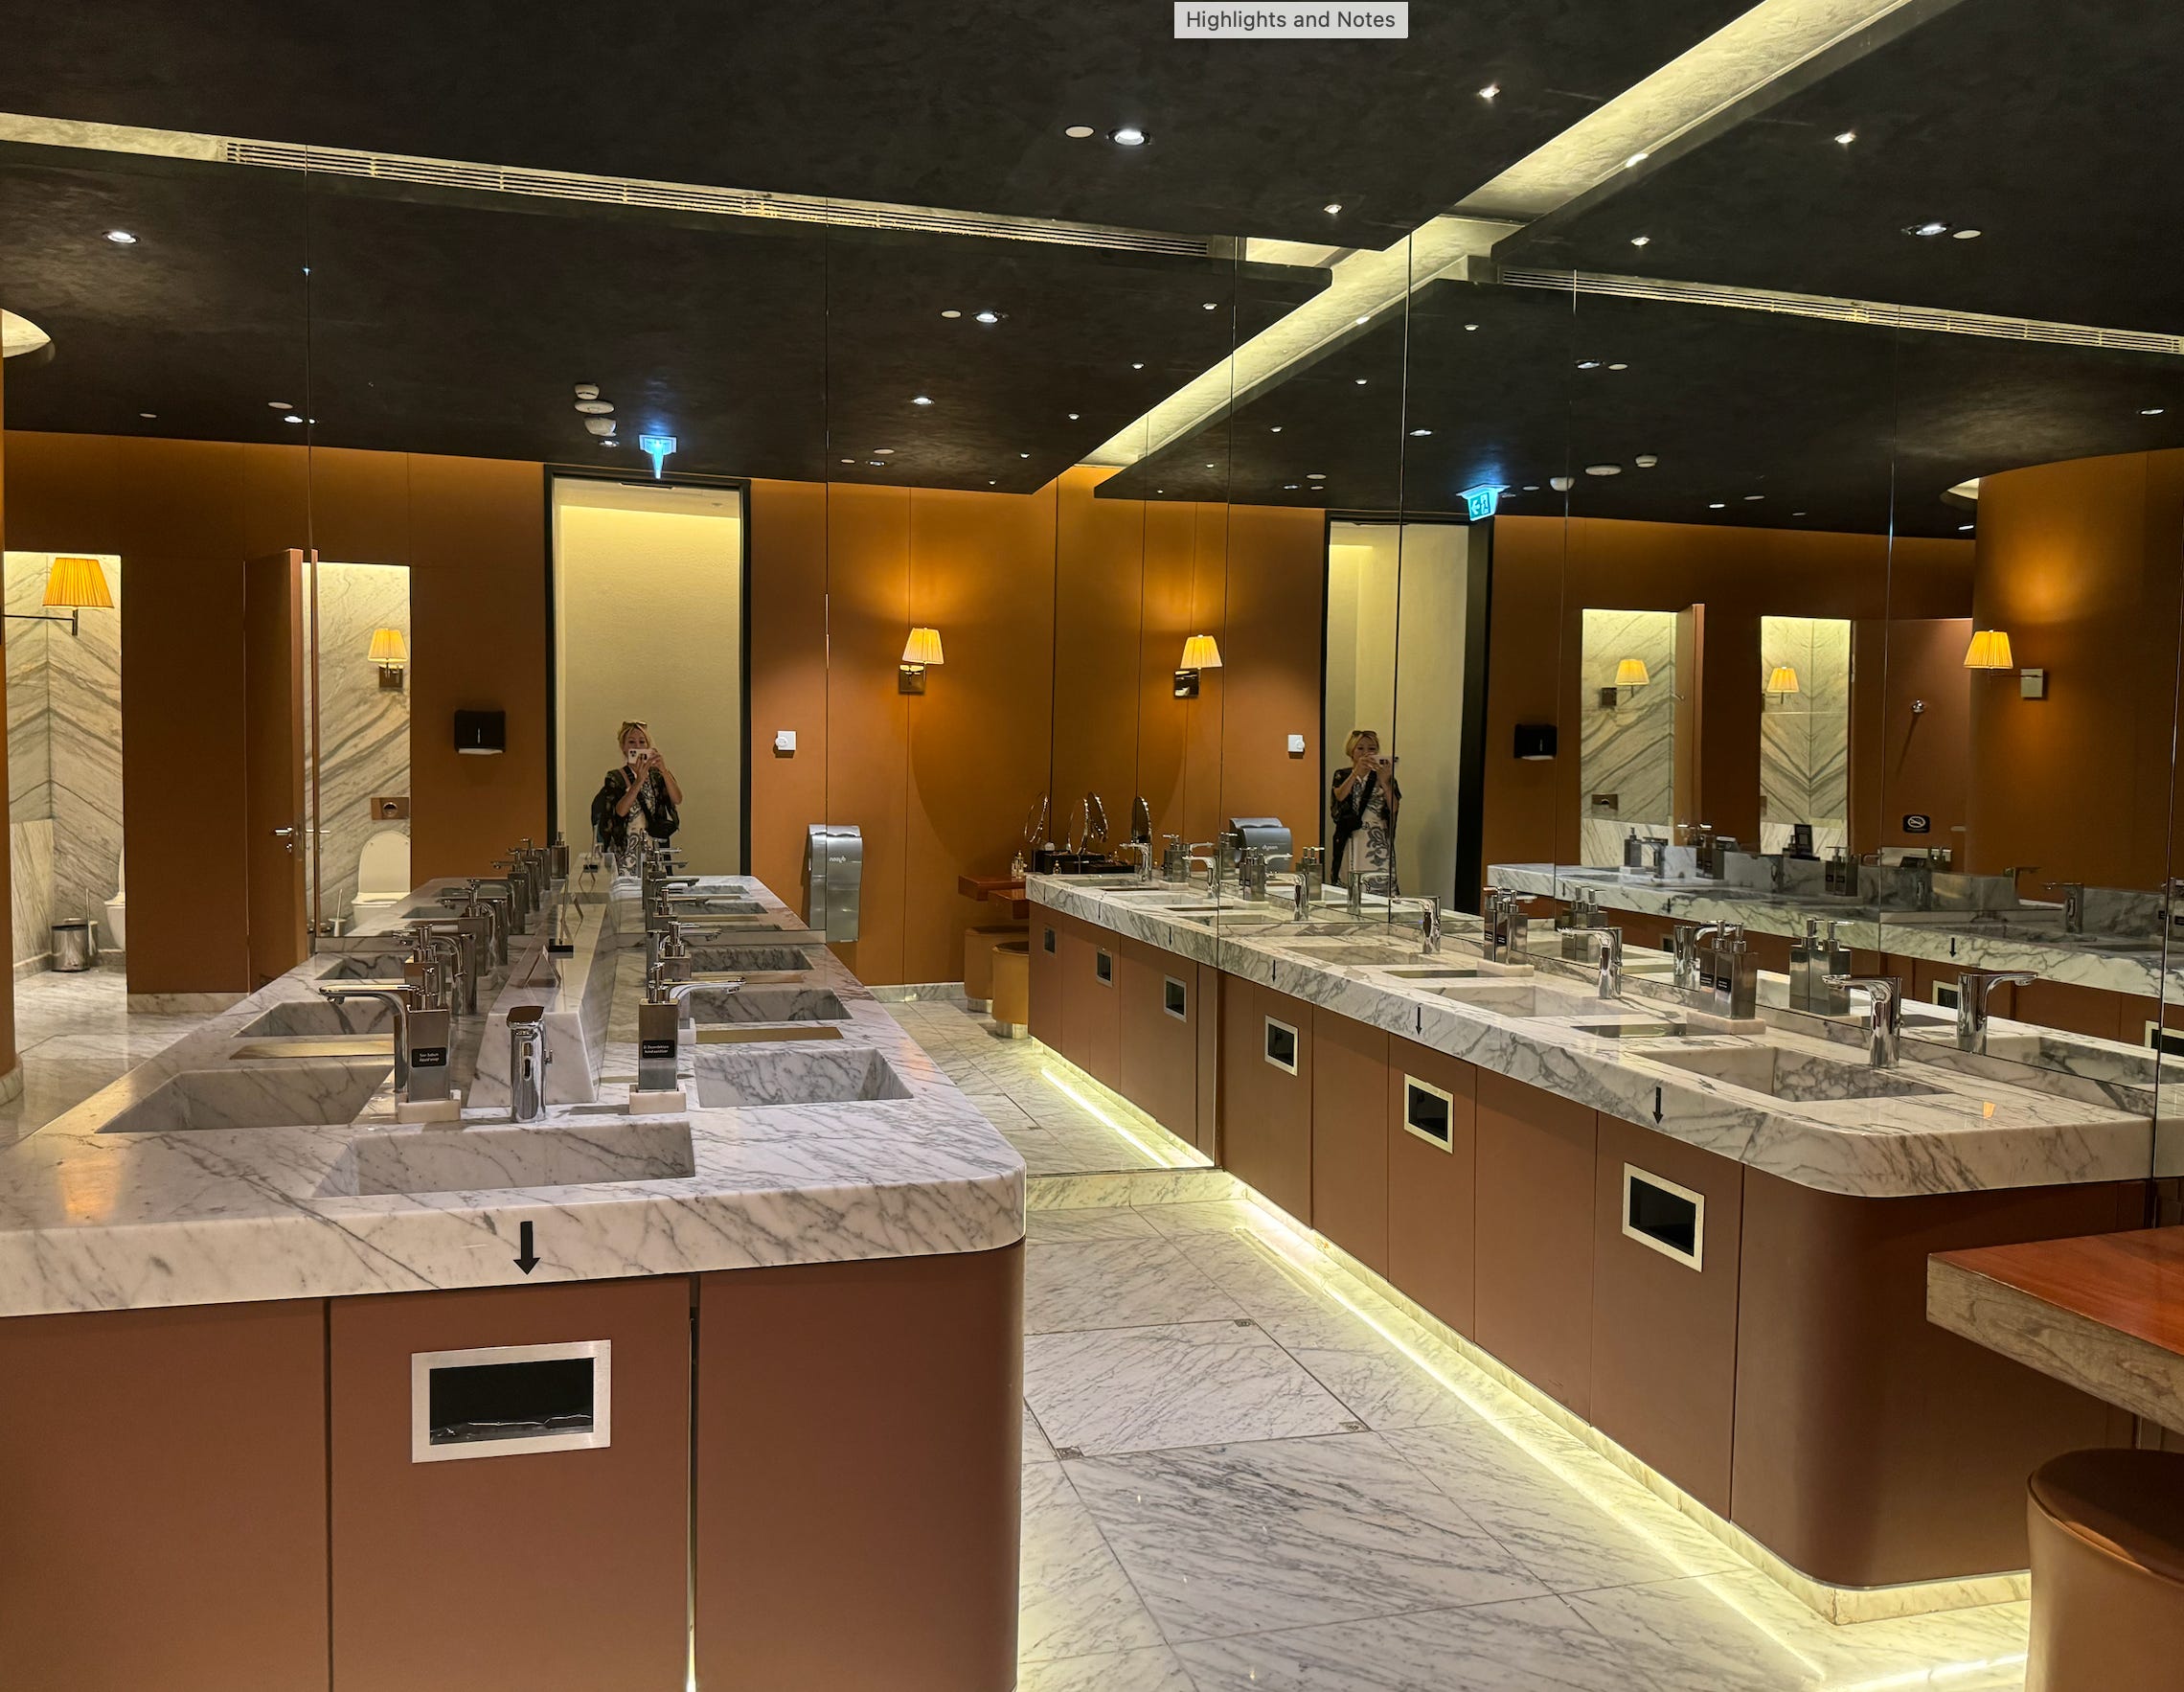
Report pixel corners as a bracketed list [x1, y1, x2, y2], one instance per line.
[805, 825, 864, 944]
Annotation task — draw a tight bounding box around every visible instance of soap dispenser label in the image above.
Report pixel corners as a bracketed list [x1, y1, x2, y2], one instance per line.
[639, 1038, 677, 1062]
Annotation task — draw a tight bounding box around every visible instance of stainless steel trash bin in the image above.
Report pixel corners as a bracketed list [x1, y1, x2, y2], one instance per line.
[51, 919, 98, 972]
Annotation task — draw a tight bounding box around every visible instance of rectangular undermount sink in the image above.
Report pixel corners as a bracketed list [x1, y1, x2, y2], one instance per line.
[1284, 942, 1416, 966]
[98, 1061, 393, 1133]
[328, 1120, 697, 1197]
[317, 953, 410, 982]
[1376, 967, 1484, 980]
[238, 999, 398, 1038]
[1645, 1044, 1946, 1102]
[683, 986, 849, 1024]
[688, 945, 816, 973]
[666, 897, 763, 915]
[1429, 983, 1604, 1018]
[691, 1045, 911, 1108]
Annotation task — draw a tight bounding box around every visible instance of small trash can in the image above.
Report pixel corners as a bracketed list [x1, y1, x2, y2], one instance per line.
[51, 919, 98, 972]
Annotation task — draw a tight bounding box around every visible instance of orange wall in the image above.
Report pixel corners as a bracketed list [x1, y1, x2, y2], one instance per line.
[1970, 451, 2184, 887]
[1484, 514, 1975, 876]
[3, 433, 545, 995]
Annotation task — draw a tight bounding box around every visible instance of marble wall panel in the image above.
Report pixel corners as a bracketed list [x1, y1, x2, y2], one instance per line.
[1760, 616, 1851, 854]
[311, 563, 411, 928]
[5, 556, 52, 820]
[10, 819, 53, 970]
[1579, 608, 1677, 867]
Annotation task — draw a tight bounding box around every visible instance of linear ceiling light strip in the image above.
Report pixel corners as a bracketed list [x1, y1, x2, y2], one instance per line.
[1494, 266, 2184, 356]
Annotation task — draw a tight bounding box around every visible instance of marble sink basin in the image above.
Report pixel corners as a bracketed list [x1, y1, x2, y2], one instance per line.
[97, 1061, 393, 1133]
[1283, 941, 1419, 966]
[238, 999, 398, 1038]
[683, 987, 849, 1024]
[1429, 982, 1603, 1017]
[689, 945, 816, 974]
[691, 1046, 911, 1109]
[327, 1120, 697, 1197]
[1645, 1044, 1946, 1103]
[316, 953, 410, 982]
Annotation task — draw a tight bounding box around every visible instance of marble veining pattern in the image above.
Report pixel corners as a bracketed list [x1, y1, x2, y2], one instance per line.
[1031, 877, 2152, 1198]
[308, 561, 409, 930]
[1579, 607, 1677, 868]
[1759, 614, 1851, 856]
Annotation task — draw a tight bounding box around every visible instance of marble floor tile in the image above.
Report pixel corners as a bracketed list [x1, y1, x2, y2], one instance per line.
[1027, 1239, 1245, 1334]
[1026, 1321, 1355, 1456]
[1024, 1401, 1057, 1465]
[1164, 1228, 1363, 1324]
[1069, 1432, 1544, 1644]
[1172, 1594, 1632, 1691]
[1136, 1198, 1287, 1236]
[1027, 1205, 1165, 1244]
[1018, 1459, 1167, 1663]
[1260, 1304, 1477, 1433]
[1563, 1570, 2030, 1691]
[1016, 1646, 1200, 1692]
[1384, 1417, 1743, 1594]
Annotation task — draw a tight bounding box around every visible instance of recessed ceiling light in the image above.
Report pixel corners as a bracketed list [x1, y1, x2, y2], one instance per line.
[840, 458, 854, 464]
[139, 411, 156, 419]
[1477, 83, 1499, 100]
[1202, 302, 1218, 310]
[284, 414, 303, 423]
[1020, 452, 1031, 459]
[1285, 483, 1299, 490]
[1584, 464, 1621, 477]
[1323, 202, 1343, 215]
[575, 400, 614, 415]
[990, 479, 998, 485]
[1959, 523, 1974, 532]
[1523, 485, 1540, 492]
[1354, 377, 1368, 385]
[1270, 425, 1284, 432]
[267, 400, 292, 408]
[1131, 361, 1145, 370]
[2141, 406, 2167, 416]
[975, 309, 1001, 323]
[1307, 472, 1326, 480]
[601, 439, 618, 447]
[1744, 493, 1764, 501]
[1624, 151, 1649, 169]
[1109, 126, 1149, 147]
[1834, 130, 1856, 146]
[1354, 313, 1371, 325]
[1952, 228, 1982, 240]
[1793, 511, 1808, 516]
[1906, 220, 1950, 238]
[873, 448, 895, 455]
[869, 460, 886, 467]
[1608, 362, 1628, 371]
[1709, 501, 1726, 510]
[1063, 125, 1097, 139]
[1068, 412, 1081, 420]
[941, 309, 962, 319]
[1634, 454, 1658, 468]
[1409, 428, 1432, 437]
[1463, 322, 1479, 332]
[103, 229, 137, 244]
[1205, 462, 1216, 469]
[1576, 359, 1602, 370]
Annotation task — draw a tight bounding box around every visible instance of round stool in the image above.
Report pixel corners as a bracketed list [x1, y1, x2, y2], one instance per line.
[989, 941, 1031, 1038]
[963, 924, 1027, 1011]
[2027, 1448, 2184, 1690]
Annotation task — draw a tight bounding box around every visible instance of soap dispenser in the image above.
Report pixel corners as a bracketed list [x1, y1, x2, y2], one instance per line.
[634, 979, 704, 1105]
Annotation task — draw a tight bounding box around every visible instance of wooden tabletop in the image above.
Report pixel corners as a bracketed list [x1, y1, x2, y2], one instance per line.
[1928, 1226, 2184, 1433]
[957, 874, 1030, 921]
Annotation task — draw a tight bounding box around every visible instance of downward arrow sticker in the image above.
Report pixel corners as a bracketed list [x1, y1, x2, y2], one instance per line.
[514, 1220, 540, 1275]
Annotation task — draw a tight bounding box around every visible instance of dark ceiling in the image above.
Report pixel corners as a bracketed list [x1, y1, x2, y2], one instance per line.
[1494, 0, 2184, 336]
[0, 145, 1325, 492]
[0, 1, 1750, 244]
[1100, 278, 2184, 537]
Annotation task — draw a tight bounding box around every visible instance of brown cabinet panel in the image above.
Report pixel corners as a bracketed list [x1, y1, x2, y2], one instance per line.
[1733, 1173, 2143, 1588]
[1059, 919, 1120, 1086]
[1311, 1008, 1390, 1273]
[1195, 963, 1222, 1158]
[1115, 936, 1197, 1140]
[0, 1299, 330, 1691]
[1029, 913, 1065, 1048]
[1473, 1071, 1598, 1417]
[1385, 1039, 1480, 1338]
[695, 1246, 1023, 1692]
[1590, 1118, 1744, 1516]
[330, 1277, 692, 1692]
[1219, 978, 1314, 1221]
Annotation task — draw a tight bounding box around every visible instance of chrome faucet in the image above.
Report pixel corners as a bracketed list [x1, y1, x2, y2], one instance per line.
[1390, 895, 1443, 954]
[319, 984, 421, 1096]
[1565, 926, 1624, 997]
[1827, 974, 1904, 1068]
[1291, 848, 1325, 919]
[1239, 847, 1270, 902]
[1955, 968, 2037, 1054]
[2043, 881, 2088, 935]
[508, 1004, 549, 1123]
[1122, 839, 1156, 883]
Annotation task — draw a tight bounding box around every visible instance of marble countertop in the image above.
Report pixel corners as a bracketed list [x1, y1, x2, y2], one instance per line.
[0, 876, 1023, 1320]
[1031, 875, 2164, 1200]
[1490, 862, 2180, 1003]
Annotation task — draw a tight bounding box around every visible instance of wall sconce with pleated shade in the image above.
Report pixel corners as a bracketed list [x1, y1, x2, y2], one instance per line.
[1764, 665, 1801, 697]
[899, 626, 944, 693]
[7, 555, 115, 638]
[1964, 627, 2045, 697]
[368, 627, 408, 693]
[1599, 655, 1651, 709]
[1174, 632, 1223, 697]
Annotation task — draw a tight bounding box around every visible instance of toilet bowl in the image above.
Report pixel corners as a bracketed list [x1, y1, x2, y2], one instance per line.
[348, 826, 413, 929]
[102, 850, 126, 953]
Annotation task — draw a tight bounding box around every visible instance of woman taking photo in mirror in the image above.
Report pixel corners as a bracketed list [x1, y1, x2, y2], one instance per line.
[591, 720, 684, 856]
[1331, 727, 1400, 894]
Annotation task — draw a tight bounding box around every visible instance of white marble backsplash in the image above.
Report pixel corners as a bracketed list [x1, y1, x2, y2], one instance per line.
[1579, 608, 1677, 867]
[1759, 615, 1850, 855]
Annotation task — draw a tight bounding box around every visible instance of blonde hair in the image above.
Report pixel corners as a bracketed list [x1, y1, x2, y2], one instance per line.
[617, 720, 650, 749]
[1344, 728, 1381, 759]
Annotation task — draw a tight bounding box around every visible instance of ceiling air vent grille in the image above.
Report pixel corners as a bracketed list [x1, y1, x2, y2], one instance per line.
[1495, 266, 2184, 358]
[221, 139, 1213, 257]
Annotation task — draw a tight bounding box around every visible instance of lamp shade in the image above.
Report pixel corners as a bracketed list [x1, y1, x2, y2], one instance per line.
[1765, 665, 1801, 695]
[901, 626, 944, 667]
[1180, 633, 1223, 670]
[1963, 629, 2014, 670]
[43, 556, 113, 610]
[367, 627, 408, 667]
[1613, 657, 1650, 688]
